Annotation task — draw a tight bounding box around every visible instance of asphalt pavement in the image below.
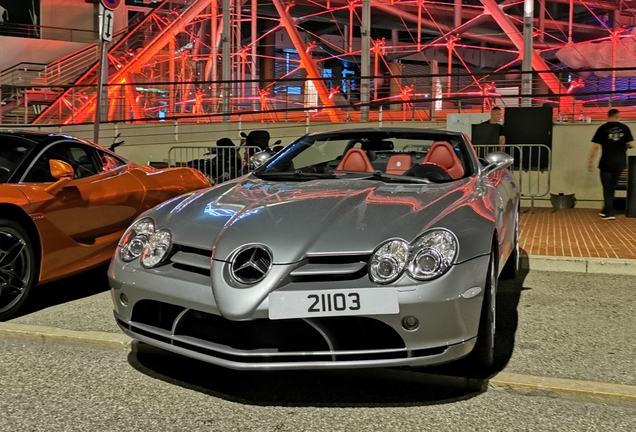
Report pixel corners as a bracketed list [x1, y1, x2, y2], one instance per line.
[2, 259, 636, 407]
[2, 337, 636, 432]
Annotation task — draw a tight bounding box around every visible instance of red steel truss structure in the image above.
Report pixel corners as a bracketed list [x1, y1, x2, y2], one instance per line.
[32, 0, 636, 125]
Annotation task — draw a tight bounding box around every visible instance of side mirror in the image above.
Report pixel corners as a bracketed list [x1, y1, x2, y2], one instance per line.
[45, 159, 74, 194]
[250, 150, 274, 168]
[273, 139, 282, 145]
[481, 151, 513, 176]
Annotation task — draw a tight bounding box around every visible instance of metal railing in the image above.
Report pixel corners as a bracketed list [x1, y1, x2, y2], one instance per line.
[0, 63, 46, 87]
[168, 145, 263, 185]
[5, 59, 636, 125]
[474, 144, 552, 207]
[166, 142, 551, 200]
[32, 45, 100, 87]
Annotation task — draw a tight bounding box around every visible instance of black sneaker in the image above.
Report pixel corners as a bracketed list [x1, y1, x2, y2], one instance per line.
[601, 214, 616, 220]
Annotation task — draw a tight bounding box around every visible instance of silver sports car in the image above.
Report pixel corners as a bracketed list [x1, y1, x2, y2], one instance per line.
[108, 127, 520, 371]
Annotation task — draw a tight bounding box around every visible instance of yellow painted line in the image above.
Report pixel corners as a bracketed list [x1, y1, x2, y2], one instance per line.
[2, 322, 636, 403]
[0, 322, 132, 352]
[490, 372, 636, 403]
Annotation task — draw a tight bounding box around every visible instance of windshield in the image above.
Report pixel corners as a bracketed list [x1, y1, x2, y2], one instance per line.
[0, 138, 36, 183]
[256, 130, 474, 183]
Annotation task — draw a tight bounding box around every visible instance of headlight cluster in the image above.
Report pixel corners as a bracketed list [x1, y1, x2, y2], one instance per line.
[119, 218, 173, 268]
[369, 229, 458, 284]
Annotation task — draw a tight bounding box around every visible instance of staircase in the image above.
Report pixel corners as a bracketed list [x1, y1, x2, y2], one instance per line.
[33, 0, 212, 125]
[1, 44, 100, 124]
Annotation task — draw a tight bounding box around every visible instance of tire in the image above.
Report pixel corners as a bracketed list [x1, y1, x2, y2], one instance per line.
[0, 219, 37, 321]
[500, 206, 519, 280]
[470, 249, 497, 370]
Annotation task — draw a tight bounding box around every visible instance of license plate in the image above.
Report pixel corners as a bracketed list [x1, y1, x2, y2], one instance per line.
[268, 288, 399, 320]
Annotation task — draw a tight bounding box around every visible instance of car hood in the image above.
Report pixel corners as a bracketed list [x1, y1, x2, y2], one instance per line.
[152, 176, 487, 264]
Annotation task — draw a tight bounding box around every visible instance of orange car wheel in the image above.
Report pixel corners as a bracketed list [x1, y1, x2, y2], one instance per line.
[0, 219, 37, 321]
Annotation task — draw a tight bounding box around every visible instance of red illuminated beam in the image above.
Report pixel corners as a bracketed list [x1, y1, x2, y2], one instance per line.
[271, 0, 343, 122]
[480, 0, 569, 98]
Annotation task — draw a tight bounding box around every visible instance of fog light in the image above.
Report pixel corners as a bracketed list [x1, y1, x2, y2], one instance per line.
[401, 315, 419, 331]
[120, 293, 129, 307]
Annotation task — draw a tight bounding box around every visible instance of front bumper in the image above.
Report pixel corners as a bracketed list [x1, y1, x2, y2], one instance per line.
[109, 254, 490, 370]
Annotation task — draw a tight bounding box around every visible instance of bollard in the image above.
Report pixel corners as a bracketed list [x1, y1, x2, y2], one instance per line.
[627, 155, 636, 218]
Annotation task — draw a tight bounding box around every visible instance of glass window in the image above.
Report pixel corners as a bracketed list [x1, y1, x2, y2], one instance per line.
[23, 141, 100, 183]
[97, 149, 126, 172]
[258, 130, 473, 182]
[0, 137, 36, 183]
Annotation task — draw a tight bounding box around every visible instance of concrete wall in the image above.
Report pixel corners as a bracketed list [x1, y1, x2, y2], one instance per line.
[1, 0, 134, 72]
[550, 122, 636, 208]
[27, 119, 636, 209]
[0, 37, 88, 71]
[40, 0, 94, 35]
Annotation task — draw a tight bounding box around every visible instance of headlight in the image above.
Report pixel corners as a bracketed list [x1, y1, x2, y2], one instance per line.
[369, 239, 409, 284]
[407, 229, 458, 280]
[120, 218, 155, 262]
[141, 228, 173, 268]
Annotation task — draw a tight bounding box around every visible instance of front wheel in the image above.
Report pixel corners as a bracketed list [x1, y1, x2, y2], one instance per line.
[469, 249, 497, 370]
[0, 220, 37, 321]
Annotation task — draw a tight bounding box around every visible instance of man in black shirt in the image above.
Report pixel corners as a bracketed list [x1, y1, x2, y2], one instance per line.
[588, 109, 635, 220]
[482, 106, 506, 149]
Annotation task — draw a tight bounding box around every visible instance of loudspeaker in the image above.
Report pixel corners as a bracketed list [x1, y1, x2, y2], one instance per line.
[504, 106, 553, 170]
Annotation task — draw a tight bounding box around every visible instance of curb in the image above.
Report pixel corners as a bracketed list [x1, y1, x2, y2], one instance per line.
[489, 372, 636, 403]
[0, 322, 131, 352]
[523, 255, 636, 276]
[2, 322, 635, 404]
[347, 368, 636, 404]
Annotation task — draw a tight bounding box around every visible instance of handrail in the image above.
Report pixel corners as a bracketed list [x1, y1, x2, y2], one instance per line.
[32, 45, 100, 86]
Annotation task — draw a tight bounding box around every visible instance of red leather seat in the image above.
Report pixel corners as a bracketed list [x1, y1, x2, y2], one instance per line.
[385, 154, 413, 175]
[336, 148, 375, 172]
[422, 141, 465, 179]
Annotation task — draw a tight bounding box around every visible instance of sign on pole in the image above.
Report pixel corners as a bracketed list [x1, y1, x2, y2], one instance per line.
[100, 0, 122, 10]
[102, 8, 114, 41]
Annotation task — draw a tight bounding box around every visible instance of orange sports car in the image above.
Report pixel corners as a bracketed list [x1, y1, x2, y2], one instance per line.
[0, 130, 210, 320]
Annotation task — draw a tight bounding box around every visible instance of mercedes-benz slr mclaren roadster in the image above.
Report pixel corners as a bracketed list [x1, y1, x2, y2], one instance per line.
[109, 127, 520, 371]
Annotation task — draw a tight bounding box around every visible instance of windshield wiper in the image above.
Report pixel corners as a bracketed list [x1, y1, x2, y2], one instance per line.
[338, 170, 431, 184]
[255, 170, 337, 180]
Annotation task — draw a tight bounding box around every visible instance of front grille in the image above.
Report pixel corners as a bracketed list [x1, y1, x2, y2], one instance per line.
[169, 243, 212, 276]
[305, 254, 370, 265]
[290, 254, 370, 283]
[126, 300, 416, 364]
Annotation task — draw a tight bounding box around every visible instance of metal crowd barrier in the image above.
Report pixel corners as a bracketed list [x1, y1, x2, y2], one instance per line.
[474, 144, 552, 209]
[166, 143, 551, 206]
[167, 145, 263, 185]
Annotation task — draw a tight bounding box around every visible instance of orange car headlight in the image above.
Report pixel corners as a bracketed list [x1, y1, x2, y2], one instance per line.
[120, 218, 155, 262]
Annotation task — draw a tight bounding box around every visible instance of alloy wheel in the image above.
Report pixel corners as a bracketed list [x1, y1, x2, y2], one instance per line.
[0, 226, 34, 317]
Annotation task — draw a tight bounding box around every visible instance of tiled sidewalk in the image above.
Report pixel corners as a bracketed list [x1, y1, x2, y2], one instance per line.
[520, 208, 636, 259]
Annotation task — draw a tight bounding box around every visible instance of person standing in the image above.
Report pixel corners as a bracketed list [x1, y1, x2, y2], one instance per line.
[588, 109, 635, 220]
[482, 107, 506, 149]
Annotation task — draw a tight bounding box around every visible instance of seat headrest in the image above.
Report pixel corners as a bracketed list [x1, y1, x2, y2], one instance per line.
[423, 141, 465, 179]
[336, 148, 375, 172]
